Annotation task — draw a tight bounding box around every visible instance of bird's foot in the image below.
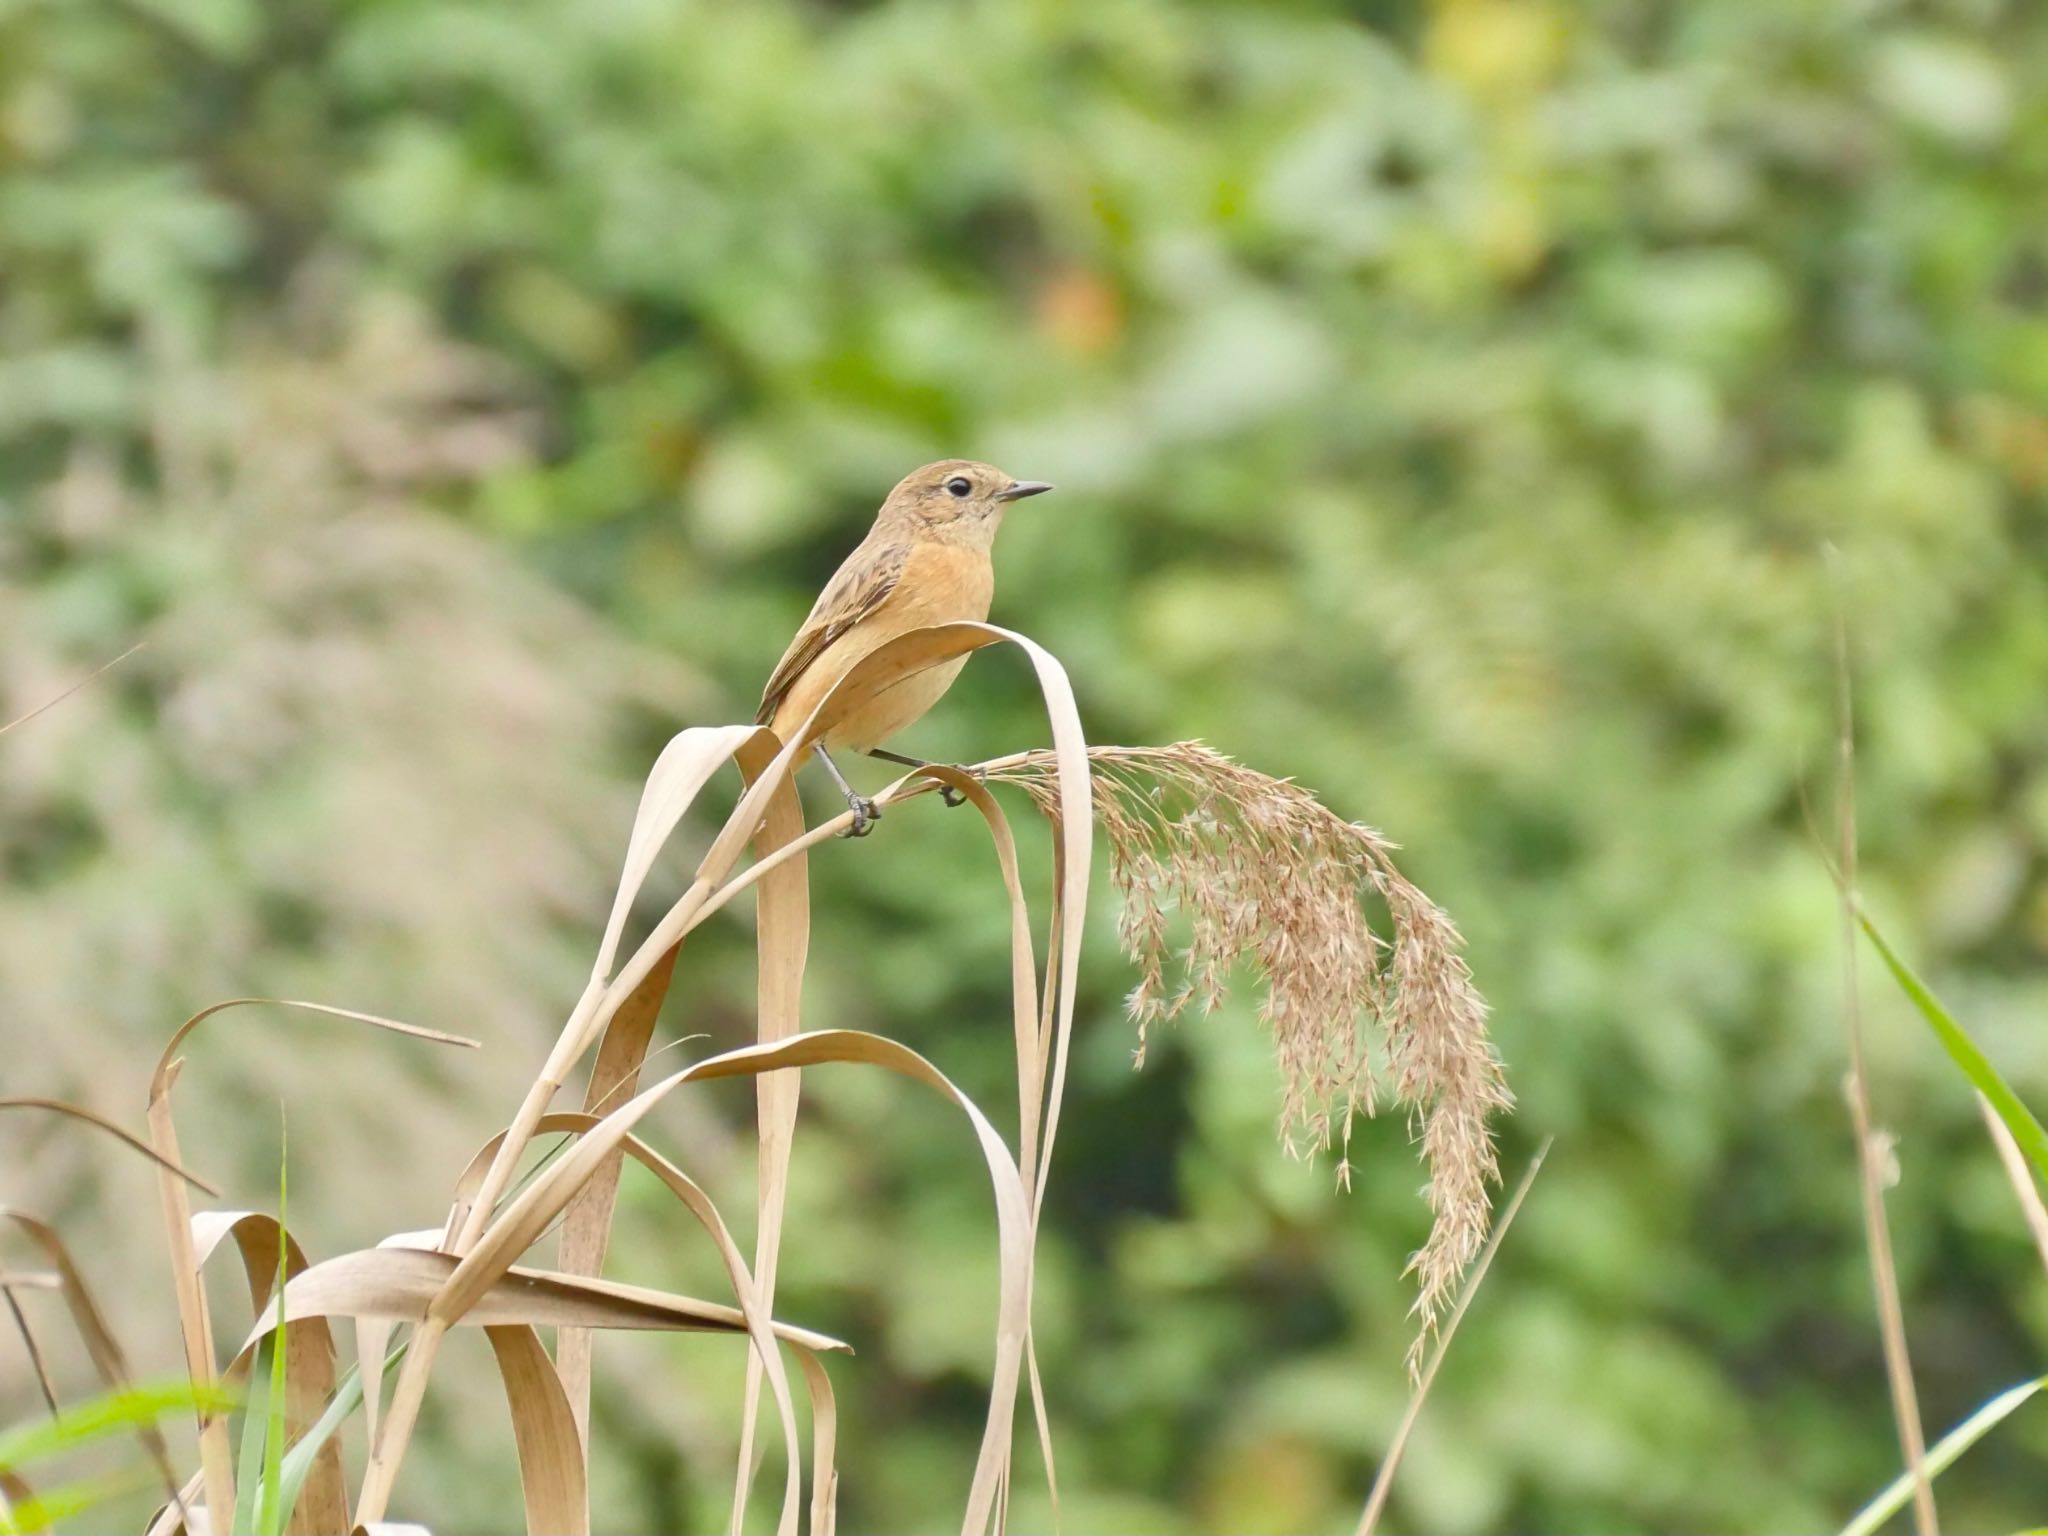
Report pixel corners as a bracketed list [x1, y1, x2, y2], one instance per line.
[939, 766, 986, 809]
[840, 794, 880, 838]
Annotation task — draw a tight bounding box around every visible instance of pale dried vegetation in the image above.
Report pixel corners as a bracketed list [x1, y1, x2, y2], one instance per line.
[2, 357, 1513, 1530]
[986, 742, 1510, 1348]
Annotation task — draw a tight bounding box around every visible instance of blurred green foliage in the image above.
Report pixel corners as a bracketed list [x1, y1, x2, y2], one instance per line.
[5, 0, 2048, 1530]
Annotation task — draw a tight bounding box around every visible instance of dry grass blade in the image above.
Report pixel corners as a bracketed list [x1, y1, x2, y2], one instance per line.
[484, 1325, 589, 1536]
[553, 944, 679, 1436]
[1978, 1096, 2048, 1279]
[451, 725, 762, 1274]
[0, 1099, 217, 1196]
[0, 1210, 186, 1518]
[733, 732, 813, 1535]
[188, 1212, 349, 1535]
[1354, 1136, 1550, 1536]
[0, 640, 145, 738]
[356, 1030, 1028, 1534]
[3, 1280, 60, 1417]
[983, 741, 1507, 1359]
[146, 999, 478, 1528]
[151, 1000, 480, 1098]
[234, 1246, 850, 1358]
[446, 1110, 825, 1536]
[1831, 608, 1937, 1536]
[792, 1348, 839, 1536]
[0, 1469, 32, 1521]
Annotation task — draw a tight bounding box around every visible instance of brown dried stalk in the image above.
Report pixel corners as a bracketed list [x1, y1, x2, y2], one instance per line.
[984, 741, 1510, 1356]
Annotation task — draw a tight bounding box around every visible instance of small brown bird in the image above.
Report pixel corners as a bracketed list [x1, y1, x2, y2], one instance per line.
[756, 459, 1052, 835]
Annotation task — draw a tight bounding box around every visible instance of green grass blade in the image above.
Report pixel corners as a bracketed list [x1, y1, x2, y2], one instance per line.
[271, 1336, 410, 1526]
[1855, 906, 2048, 1185]
[232, 1343, 270, 1536]
[0, 1467, 150, 1533]
[0, 1382, 230, 1473]
[1839, 1376, 2046, 1536]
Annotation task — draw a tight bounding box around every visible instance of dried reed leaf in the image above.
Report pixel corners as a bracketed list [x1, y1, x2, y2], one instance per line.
[370, 722, 795, 1525]
[733, 730, 812, 1534]
[0, 1099, 217, 1196]
[594, 725, 762, 981]
[355, 1319, 396, 1456]
[554, 945, 679, 1436]
[0, 640, 145, 738]
[792, 1347, 839, 1536]
[454, 726, 758, 1269]
[361, 625, 1079, 1530]
[0, 1210, 185, 1514]
[390, 1031, 1027, 1536]
[1978, 1096, 2048, 1280]
[147, 1002, 477, 1527]
[234, 1247, 848, 1359]
[188, 1212, 350, 1536]
[983, 741, 1510, 1355]
[1, 1469, 33, 1516]
[2, 1278, 59, 1419]
[144, 1468, 207, 1536]
[484, 1324, 588, 1536]
[1354, 1137, 1549, 1536]
[447, 1111, 823, 1536]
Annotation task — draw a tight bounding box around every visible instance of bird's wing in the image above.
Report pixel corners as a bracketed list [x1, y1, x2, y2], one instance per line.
[754, 538, 911, 727]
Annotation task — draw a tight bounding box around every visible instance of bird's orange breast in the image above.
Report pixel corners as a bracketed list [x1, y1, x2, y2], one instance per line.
[770, 541, 994, 750]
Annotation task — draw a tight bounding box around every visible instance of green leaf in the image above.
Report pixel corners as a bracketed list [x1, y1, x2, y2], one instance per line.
[270, 1339, 410, 1526]
[0, 1469, 142, 1534]
[0, 1382, 231, 1473]
[1856, 905, 2048, 1185]
[231, 1343, 270, 1536]
[1839, 1376, 2045, 1536]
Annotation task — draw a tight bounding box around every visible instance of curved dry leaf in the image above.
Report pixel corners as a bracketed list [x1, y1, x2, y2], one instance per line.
[794, 1348, 838, 1536]
[188, 1212, 349, 1535]
[151, 999, 479, 1102]
[0, 1098, 217, 1196]
[234, 1247, 849, 1360]
[448, 1110, 819, 1536]
[0, 1209, 184, 1513]
[427, 1030, 1030, 1536]
[484, 1325, 587, 1536]
[595, 725, 761, 979]
[447, 727, 768, 1276]
[146, 998, 476, 1526]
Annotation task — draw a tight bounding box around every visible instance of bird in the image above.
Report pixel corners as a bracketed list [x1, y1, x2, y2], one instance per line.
[755, 458, 1053, 836]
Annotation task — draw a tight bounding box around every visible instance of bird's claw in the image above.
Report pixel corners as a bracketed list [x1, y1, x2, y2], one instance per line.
[939, 766, 986, 809]
[840, 795, 879, 838]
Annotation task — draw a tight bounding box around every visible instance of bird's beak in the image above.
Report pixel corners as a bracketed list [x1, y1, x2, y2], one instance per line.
[998, 480, 1054, 501]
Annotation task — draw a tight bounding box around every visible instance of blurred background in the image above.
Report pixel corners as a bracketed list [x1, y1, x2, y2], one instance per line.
[5, 0, 2048, 1529]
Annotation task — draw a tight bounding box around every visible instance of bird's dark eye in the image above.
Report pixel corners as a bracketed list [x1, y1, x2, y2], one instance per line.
[945, 476, 972, 498]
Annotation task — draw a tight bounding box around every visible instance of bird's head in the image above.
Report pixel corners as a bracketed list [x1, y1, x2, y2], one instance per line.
[879, 459, 1053, 544]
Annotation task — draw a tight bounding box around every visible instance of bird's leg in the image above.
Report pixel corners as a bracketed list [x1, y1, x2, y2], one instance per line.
[867, 747, 981, 808]
[815, 746, 878, 837]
